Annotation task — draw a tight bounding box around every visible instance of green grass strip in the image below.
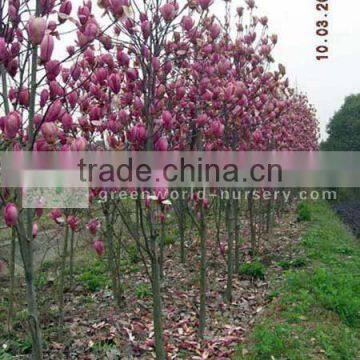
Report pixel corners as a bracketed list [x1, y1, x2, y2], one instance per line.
[236, 201, 360, 360]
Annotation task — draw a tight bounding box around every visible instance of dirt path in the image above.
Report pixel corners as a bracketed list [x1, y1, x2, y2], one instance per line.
[333, 201, 360, 237]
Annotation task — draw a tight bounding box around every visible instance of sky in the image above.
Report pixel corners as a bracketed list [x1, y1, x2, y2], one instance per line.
[209, 0, 360, 140]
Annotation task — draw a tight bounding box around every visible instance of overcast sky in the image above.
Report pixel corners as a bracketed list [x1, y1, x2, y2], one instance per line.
[210, 0, 360, 140]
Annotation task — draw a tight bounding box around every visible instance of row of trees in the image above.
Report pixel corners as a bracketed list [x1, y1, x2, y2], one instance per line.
[0, 0, 318, 358]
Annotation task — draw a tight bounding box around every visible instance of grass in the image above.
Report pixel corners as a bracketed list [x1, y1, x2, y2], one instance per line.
[239, 260, 266, 280]
[236, 201, 360, 360]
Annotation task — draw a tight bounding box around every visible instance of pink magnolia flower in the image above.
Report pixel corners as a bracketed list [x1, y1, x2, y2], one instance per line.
[40, 89, 49, 107]
[108, 73, 121, 94]
[181, 16, 194, 31]
[61, 112, 73, 131]
[4, 111, 21, 139]
[3, 203, 18, 227]
[92, 240, 105, 256]
[117, 50, 130, 67]
[0, 37, 8, 62]
[59, 0, 72, 17]
[27, 17, 46, 45]
[18, 88, 29, 107]
[155, 137, 168, 151]
[84, 22, 99, 40]
[67, 215, 80, 231]
[70, 137, 87, 151]
[141, 20, 151, 39]
[45, 99, 62, 122]
[40, 35, 54, 63]
[129, 124, 147, 142]
[211, 120, 224, 137]
[196, 113, 208, 127]
[87, 218, 100, 235]
[32, 223, 38, 238]
[49, 209, 63, 224]
[109, 0, 129, 18]
[67, 91, 78, 109]
[160, 3, 176, 22]
[253, 129, 263, 143]
[41, 122, 57, 143]
[198, 0, 214, 10]
[161, 111, 173, 130]
[209, 23, 221, 39]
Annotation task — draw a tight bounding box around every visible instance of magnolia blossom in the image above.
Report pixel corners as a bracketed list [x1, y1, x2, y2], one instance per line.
[160, 3, 177, 22]
[3, 111, 21, 139]
[87, 218, 100, 235]
[40, 35, 54, 63]
[49, 209, 63, 224]
[198, 0, 214, 10]
[67, 215, 80, 231]
[3, 203, 18, 227]
[32, 223, 39, 238]
[92, 239, 105, 256]
[27, 17, 46, 45]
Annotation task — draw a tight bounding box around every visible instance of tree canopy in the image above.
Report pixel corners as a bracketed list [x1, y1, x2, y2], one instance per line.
[322, 94, 360, 151]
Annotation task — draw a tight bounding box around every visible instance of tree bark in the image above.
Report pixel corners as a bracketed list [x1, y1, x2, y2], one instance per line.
[104, 209, 123, 308]
[234, 199, 241, 274]
[225, 198, 233, 303]
[69, 230, 75, 289]
[248, 191, 257, 255]
[151, 251, 166, 359]
[198, 208, 207, 339]
[7, 228, 16, 333]
[58, 224, 69, 329]
[17, 214, 43, 360]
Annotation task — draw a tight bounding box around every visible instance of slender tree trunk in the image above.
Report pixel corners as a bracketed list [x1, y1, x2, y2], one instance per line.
[215, 197, 222, 247]
[17, 214, 43, 360]
[69, 230, 75, 289]
[225, 197, 233, 303]
[159, 221, 165, 279]
[248, 191, 257, 255]
[198, 208, 207, 339]
[174, 196, 186, 264]
[7, 228, 16, 333]
[266, 197, 274, 241]
[58, 224, 69, 328]
[104, 210, 122, 308]
[234, 199, 241, 274]
[151, 247, 165, 359]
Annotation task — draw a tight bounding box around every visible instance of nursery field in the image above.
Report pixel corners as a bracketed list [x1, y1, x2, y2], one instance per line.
[0, 0, 356, 359]
[1, 201, 359, 359]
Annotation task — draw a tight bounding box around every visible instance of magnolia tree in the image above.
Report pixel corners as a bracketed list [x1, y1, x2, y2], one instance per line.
[0, 0, 117, 357]
[0, 0, 318, 358]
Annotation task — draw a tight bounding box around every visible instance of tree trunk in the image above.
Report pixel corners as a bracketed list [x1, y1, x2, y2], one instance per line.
[234, 199, 241, 274]
[104, 210, 123, 308]
[215, 197, 222, 248]
[17, 209, 43, 359]
[7, 228, 16, 333]
[58, 224, 69, 328]
[159, 221, 165, 279]
[248, 191, 257, 255]
[266, 197, 274, 241]
[225, 198, 233, 303]
[198, 208, 207, 339]
[69, 230, 75, 289]
[151, 254, 166, 359]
